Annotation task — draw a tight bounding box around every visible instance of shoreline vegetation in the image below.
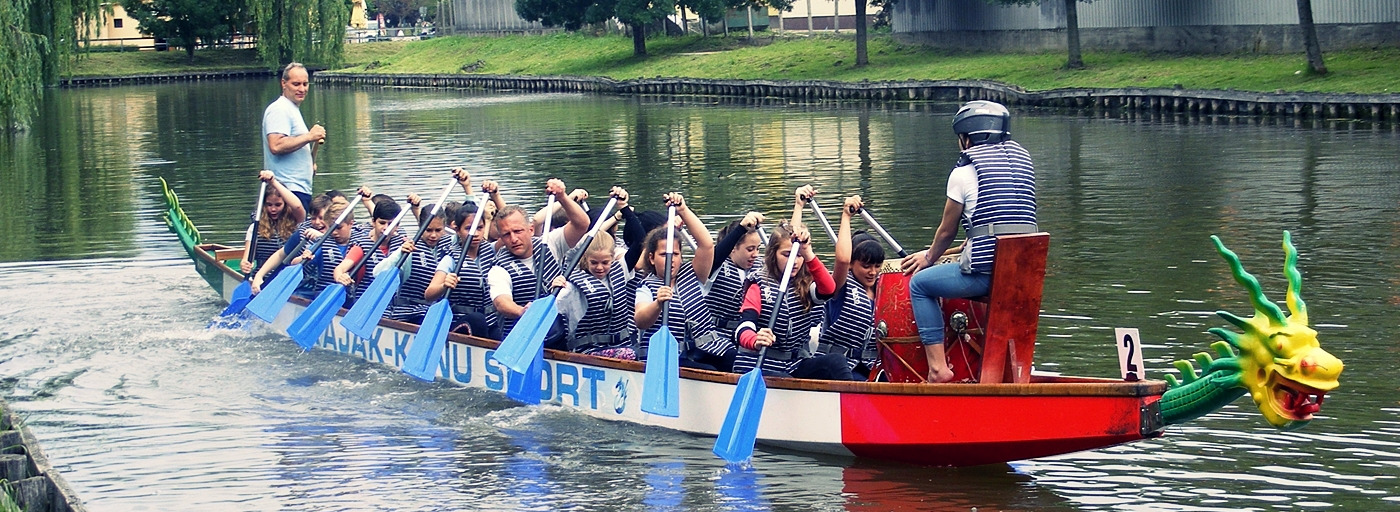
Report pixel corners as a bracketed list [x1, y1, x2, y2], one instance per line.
[67, 33, 1400, 95]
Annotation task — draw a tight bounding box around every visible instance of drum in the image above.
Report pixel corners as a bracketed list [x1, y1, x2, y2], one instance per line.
[870, 265, 985, 383]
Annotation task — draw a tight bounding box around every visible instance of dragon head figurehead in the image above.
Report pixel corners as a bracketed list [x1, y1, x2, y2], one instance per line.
[1208, 231, 1342, 429]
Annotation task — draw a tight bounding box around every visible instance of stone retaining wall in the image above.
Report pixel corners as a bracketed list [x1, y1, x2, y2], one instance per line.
[0, 402, 84, 512]
[60, 69, 276, 87]
[313, 72, 1400, 122]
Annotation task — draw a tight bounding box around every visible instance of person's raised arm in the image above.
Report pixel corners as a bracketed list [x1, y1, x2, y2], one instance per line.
[356, 186, 376, 216]
[666, 192, 716, 282]
[833, 196, 861, 292]
[481, 180, 507, 213]
[621, 203, 645, 271]
[795, 226, 836, 299]
[261, 170, 306, 223]
[791, 184, 815, 229]
[548, 179, 591, 247]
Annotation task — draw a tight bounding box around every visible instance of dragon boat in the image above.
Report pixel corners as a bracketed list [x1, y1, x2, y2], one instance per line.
[160, 179, 1342, 467]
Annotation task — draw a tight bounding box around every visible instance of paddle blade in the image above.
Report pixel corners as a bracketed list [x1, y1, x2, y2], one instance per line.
[506, 347, 544, 405]
[287, 284, 347, 350]
[220, 280, 253, 317]
[640, 327, 681, 417]
[403, 300, 453, 381]
[340, 268, 401, 340]
[492, 295, 558, 375]
[712, 368, 768, 463]
[246, 264, 305, 322]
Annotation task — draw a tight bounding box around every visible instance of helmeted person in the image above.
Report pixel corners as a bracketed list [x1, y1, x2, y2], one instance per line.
[899, 100, 1037, 383]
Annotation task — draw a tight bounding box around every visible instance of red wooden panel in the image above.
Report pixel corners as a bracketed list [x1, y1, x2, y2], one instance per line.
[979, 234, 1050, 384]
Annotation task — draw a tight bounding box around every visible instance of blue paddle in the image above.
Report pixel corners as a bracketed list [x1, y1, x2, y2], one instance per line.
[342, 181, 458, 340]
[641, 205, 681, 417]
[506, 344, 545, 404]
[286, 205, 411, 350]
[245, 202, 357, 323]
[219, 181, 267, 317]
[493, 196, 619, 375]
[403, 195, 489, 381]
[713, 237, 803, 463]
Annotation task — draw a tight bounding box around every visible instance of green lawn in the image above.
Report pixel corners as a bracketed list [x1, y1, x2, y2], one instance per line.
[72, 34, 1400, 94]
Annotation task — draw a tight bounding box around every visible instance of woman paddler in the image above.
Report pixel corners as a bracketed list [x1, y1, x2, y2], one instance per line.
[732, 223, 852, 380]
[633, 193, 730, 370]
[815, 195, 885, 380]
[240, 170, 307, 279]
[702, 210, 765, 372]
[899, 100, 1038, 383]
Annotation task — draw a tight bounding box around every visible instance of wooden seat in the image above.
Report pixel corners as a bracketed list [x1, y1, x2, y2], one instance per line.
[973, 233, 1050, 384]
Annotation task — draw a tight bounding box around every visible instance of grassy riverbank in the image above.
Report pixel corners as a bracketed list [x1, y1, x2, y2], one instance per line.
[67, 43, 408, 77]
[72, 34, 1400, 94]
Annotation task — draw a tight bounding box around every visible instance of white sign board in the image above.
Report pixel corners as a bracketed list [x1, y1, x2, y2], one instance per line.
[1114, 328, 1146, 382]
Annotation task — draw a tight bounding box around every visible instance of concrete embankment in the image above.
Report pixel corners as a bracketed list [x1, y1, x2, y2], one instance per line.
[313, 72, 1400, 123]
[1, 401, 85, 512]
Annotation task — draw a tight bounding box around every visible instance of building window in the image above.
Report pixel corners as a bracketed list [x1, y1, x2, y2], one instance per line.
[113, 18, 123, 28]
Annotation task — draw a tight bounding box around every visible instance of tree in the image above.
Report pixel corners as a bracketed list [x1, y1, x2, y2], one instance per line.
[121, 0, 244, 61]
[1, 0, 99, 130]
[516, 0, 670, 56]
[996, 0, 1084, 69]
[247, 0, 348, 69]
[376, 0, 428, 27]
[1296, 0, 1325, 74]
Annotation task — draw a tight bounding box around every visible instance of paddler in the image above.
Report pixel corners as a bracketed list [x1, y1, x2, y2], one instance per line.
[487, 179, 590, 338]
[548, 187, 638, 359]
[816, 195, 885, 380]
[899, 100, 1038, 383]
[703, 210, 766, 372]
[239, 170, 306, 279]
[632, 193, 727, 369]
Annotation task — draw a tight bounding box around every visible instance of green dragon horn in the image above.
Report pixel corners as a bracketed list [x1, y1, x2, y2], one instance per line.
[1282, 231, 1309, 325]
[1211, 235, 1287, 327]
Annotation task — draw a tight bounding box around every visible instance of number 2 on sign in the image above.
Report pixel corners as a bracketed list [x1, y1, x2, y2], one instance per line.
[1114, 328, 1147, 382]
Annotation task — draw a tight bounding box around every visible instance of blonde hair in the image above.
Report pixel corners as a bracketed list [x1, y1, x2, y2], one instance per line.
[577, 232, 616, 271]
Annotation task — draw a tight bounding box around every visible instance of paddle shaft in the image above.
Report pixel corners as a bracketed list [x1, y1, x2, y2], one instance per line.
[535, 195, 557, 299]
[806, 198, 838, 242]
[661, 205, 677, 326]
[857, 207, 909, 258]
[752, 238, 804, 372]
[243, 181, 269, 277]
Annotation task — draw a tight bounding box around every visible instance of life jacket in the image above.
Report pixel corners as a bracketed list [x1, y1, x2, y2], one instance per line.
[494, 237, 563, 335]
[817, 278, 878, 370]
[705, 259, 752, 343]
[445, 243, 498, 330]
[959, 140, 1037, 274]
[637, 261, 726, 361]
[307, 239, 351, 296]
[562, 263, 635, 353]
[385, 242, 448, 321]
[733, 272, 824, 375]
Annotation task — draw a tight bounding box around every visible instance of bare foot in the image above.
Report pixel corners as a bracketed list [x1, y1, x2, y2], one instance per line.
[928, 367, 956, 383]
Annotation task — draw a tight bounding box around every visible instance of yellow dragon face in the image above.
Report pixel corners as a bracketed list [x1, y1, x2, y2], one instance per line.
[1211, 232, 1343, 429]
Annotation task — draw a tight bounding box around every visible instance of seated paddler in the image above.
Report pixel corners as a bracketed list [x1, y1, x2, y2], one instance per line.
[899, 100, 1038, 383]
